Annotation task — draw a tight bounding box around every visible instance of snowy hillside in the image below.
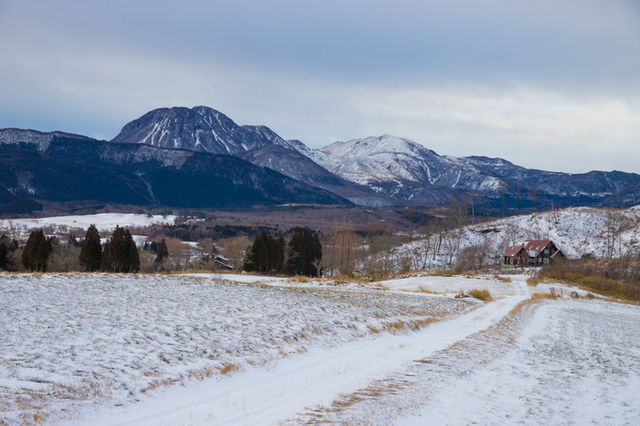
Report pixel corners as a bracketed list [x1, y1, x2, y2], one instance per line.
[397, 206, 640, 269]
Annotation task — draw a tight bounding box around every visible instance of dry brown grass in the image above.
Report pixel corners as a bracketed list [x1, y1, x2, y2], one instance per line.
[385, 317, 438, 335]
[430, 269, 459, 277]
[367, 325, 382, 334]
[218, 361, 241, 376]
[526, 277, 540, 286]
[492, 275, 512, 283]
[416, 285, 440, 294]
[469, 289, 492, 302]
[530, 292, 557, 300]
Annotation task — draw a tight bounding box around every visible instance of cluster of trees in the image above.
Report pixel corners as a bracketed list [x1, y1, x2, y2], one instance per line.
[244, 227, 322, 277]
[17, 225, 142, 273]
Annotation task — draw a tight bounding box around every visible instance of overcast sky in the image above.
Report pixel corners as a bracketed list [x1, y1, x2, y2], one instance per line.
[1, 0, 639, 174]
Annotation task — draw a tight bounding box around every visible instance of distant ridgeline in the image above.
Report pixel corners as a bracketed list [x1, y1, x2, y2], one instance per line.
[1, 105, 640, 212]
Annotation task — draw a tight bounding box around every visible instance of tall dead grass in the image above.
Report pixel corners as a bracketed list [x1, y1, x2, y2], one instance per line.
[538, 259, 640, 301]
[469, 289, 492, 302]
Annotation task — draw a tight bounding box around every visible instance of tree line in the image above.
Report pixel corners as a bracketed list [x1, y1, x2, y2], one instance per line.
[14, 225, 146, 273]
[2, 224, 322, 276]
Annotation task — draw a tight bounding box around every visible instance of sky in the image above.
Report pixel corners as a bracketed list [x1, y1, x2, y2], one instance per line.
[1, 0, 639, 174]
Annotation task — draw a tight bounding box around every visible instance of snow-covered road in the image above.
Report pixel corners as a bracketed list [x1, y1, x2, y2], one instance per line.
[74, 292, 528, 425]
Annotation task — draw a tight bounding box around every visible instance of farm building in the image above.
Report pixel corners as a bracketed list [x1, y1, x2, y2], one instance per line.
[504, 240, 565, 267]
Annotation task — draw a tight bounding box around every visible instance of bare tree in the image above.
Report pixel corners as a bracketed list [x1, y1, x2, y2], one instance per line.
[221, 236, 252, 271]
[513, 180, 521, 215]
[442, 229, 463, 268]
[529, 188, 539, 211]
[605, 210, 631, 259]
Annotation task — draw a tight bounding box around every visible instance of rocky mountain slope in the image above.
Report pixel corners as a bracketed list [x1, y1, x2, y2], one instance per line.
[111, 106, 293, 155]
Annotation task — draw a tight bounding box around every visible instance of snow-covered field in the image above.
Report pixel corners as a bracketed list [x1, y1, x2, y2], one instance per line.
[0, 273, 473, 425]
[1, 272, 639, 425]
[0, 213, 177, 236]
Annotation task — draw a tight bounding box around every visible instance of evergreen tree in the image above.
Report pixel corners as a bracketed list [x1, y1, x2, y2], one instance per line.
[79, 224, 102, 272]
[286, 228, 322, 277]
[155, 238, 169, 263]
[102, 226, 140, 273]
[0, 242, 7, 270]
[244, 230, 286, 274]
[21, 229, 52, 272]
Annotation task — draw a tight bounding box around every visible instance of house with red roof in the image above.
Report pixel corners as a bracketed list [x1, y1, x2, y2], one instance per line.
[503, 240, 565, 267]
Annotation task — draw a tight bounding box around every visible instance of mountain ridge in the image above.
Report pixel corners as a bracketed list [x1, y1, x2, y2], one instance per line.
[2, 104, 640, 211]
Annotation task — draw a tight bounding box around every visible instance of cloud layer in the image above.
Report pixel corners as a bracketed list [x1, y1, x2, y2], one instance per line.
[1, 0, 639, 173]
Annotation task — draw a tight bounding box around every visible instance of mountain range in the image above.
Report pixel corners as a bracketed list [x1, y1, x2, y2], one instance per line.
[1, 105, 639, 213]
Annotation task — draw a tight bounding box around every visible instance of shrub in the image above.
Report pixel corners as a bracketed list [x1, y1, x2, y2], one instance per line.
[526, 277, 540, 286]
[454, 244, 489, 272]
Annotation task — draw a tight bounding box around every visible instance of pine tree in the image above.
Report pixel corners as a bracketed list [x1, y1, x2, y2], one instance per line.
[285, 228, 322, 277]
[0, 242, 7, 270]
[155, 238, 169, 263]
[244, 231, 286, 274]
[79, 224, 102, 272]
[21, 229, 52, 272]
[102, 226, 140, 273]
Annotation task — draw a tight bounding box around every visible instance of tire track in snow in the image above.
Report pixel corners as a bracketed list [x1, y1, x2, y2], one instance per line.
[75, 292, 527, 426]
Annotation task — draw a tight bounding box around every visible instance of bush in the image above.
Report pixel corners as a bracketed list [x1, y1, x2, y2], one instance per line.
[526, 277, 540, 286]
[454, 244, 489, 272]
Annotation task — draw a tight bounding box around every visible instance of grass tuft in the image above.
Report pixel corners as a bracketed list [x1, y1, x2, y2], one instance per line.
[530, 292, 556, 300]
[526, 277, 540, 286]
[469, 289, 492, 302]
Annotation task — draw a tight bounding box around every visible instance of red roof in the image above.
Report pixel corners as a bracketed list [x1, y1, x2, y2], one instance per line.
[504, 240, 553, 257]
[504, 244, 525, 257]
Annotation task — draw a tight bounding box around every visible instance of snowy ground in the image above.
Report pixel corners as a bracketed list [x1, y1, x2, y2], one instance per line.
[0, 273, 473, 425]
[0, 213, 176, 237]
[1, 272, 639, 425]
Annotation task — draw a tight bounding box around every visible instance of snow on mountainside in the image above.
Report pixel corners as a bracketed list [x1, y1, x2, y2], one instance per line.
[299, 135, 447, 186]
[109, 107, 640, 207]
[111, 106, 294, 155]
[111, 108, 392, 206]
[295, 134, 640, 207]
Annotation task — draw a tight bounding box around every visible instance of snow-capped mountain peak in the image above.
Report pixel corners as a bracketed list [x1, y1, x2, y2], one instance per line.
[111, 106, 293, 155]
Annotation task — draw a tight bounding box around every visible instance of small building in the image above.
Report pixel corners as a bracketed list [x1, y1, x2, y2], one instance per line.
[503, 240, 565, 267]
